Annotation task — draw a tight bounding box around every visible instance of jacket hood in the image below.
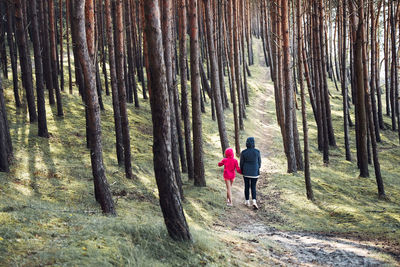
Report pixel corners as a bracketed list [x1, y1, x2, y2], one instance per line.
[225, 148, 234, 158]
[246, 137, 255, 148]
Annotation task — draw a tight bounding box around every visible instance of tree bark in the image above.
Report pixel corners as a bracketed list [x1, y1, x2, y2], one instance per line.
[71, 0, 115, 215]
[144, 0, 192, 241]
[30, 0, 49, 138]
[49, 0, 64, 117]
[162, 0, 184, 197]
[297, 0, 313, 200]
[353, 1, 369, 178]
[41, 0, 56, 105]
[189, 0, 206, 186]
[179, 0, 194, 180]
[0, 75, 13, 172]
[14, 0, 37, 123]
[282, 0, 297, 173]
[341, 0, 351, 161]
[115, 0, 133, 179]
[104, 0, 124, 166]
[203, 0, 229, 155]
[6, 3, 21, 107]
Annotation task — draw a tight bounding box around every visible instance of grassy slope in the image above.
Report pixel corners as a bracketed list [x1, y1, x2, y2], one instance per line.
[260, 78, 400, 242]
[251, 64, 400, 259]
[0, 38, 399, 266]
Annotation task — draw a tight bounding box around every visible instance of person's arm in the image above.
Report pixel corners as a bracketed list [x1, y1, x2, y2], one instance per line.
[240, 152, 244, 171]
[258, 151, 261, 168]
[235, 160, 241, 174]
[218, 158, 225, 167]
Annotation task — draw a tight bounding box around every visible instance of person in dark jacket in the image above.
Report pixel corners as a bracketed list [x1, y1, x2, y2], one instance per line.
[240, 137, 261, 210]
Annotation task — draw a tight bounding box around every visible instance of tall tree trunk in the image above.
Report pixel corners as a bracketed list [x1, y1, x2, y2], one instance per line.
[162, 0, 184, 197]
[71, 0, 116, 215]
[49, 0, 64, 117]
[228, 0, 240, 155]
[124, 0, 139, 107]
[0, 2, 7, 79]
[179, 0, 194, 180]
[59, 0, 64, 91]
[282, 0, 297, 173]
[203, 0, 229, 155]
[115, 0, 133, 179]
[143, 0, 192, 241]
[30, 0, 49, 138]
[0, 75, 13, 172]
[297, 0, 313, 200]
[369, 1, 381, 142]
[14, 0, 37, 123]
[353, 0, 369, 178]
[6, 3, 21, 107]
[104, 0, 124, 166]
[97, 0, 109, 96]
[42, 0, 56, 105]
[233, 0, 244, 131]
[66, 0, 73, 94]
[189, 0, 206, 186]
[360, 0, 385, 197]
[342, 0, 351, 161]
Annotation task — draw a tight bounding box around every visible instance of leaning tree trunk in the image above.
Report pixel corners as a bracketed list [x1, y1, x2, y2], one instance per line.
[71, 0, 116, 215]
[162, 0, 184, 197]
[143, 0, 192, 241]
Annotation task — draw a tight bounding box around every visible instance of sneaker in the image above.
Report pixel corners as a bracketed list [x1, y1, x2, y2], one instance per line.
[244, 200, 250, 207]
[227, 202, 233, 206]
[252, 200, 259, 210]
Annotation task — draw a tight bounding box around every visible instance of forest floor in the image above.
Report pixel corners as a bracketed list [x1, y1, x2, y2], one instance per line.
[214, 80, 399, 266]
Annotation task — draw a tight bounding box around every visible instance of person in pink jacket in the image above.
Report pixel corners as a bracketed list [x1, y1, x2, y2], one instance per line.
[218, 148, 241, 206]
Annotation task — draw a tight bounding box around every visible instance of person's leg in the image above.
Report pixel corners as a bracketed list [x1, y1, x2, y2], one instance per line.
[225, 180, 232, 204]
[243, 177, 250, 200]
[250, 178, 258, 200]
[230, 179, 234, 204]
[251, 179, 258, 209]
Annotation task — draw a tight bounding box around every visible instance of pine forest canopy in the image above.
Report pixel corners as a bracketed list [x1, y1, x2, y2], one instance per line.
[0, 0, 399, 241]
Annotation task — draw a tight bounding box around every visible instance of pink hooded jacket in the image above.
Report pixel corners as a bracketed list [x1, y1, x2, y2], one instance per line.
[218, 148, 241, 179]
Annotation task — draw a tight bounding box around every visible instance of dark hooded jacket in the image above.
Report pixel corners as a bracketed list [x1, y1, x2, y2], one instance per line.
[240, 137, 261, 177]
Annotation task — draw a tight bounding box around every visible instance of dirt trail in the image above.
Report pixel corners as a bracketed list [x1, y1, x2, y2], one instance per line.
[214, 58, 396, 266]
